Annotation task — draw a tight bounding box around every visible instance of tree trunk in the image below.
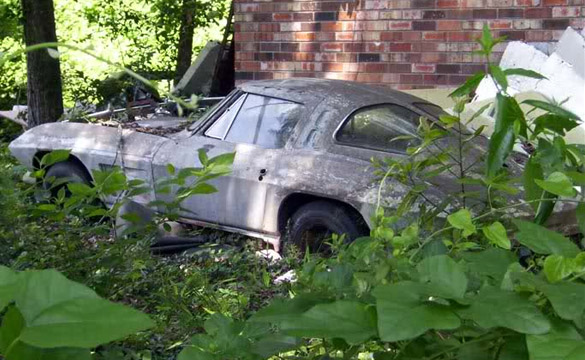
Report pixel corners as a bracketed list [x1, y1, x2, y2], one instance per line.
[21, 0, 64, 128]
[174, 0, 196, 85]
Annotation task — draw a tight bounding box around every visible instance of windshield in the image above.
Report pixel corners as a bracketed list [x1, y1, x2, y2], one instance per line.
[187, 90, 238, 131]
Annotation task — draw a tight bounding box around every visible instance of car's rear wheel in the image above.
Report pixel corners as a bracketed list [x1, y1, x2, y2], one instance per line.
[43, 161, 92, 198]
[286, 201, 367, 254]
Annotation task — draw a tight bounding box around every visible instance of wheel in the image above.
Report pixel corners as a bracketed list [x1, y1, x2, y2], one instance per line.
[286, 201, 367, 254]
[43, 161, 91, 197]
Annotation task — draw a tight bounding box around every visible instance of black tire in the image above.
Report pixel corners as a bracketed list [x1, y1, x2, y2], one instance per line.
[286, 201, 367, 254]
[43, 161, 91, 197]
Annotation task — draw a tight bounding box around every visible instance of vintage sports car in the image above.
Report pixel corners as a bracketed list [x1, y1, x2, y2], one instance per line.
[9, 78, 557, 251]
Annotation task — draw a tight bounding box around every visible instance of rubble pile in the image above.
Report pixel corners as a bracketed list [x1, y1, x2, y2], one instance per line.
[470, 27, 585, 142]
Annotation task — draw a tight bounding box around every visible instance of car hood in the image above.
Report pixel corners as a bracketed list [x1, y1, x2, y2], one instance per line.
[9, 122, 169, 167]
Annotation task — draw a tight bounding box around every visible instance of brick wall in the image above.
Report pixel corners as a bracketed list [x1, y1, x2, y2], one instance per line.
[233, 0, 584, 88]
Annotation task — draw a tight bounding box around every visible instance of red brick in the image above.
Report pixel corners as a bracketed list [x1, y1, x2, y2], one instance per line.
[490, 20, 513, 29]
[421, 52, 448, 62]
[322, 42, 343, 52]
[544, 0, 567, 4]
[365, 63, 388, 72]
[424, 74, 449, 85]
[526, 8, 553, 17]
[389, 21, 413, 29]
[438, 0, 461, 6]
[412, 63, 437, 73]
[390, 43, 413, 52]
[437, 20, 462, 30]
[388, 64, 412, 73]
[403, 31, 423, 41]
[273, 13, 292, 21]
[401, 74, 424, 84]
[423, 31, 447, 40]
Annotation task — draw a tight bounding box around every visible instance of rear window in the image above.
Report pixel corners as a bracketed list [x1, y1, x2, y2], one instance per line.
[413, 102, 448, 119]
[337, 104, 422, 153]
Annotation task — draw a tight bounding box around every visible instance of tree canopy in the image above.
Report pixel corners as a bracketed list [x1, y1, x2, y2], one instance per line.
[0, 0, 229, 109]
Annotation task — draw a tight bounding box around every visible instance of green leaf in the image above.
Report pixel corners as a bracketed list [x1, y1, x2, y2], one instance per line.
[40, 150, 71, 168]
[0, 305, 25, 354]
[449, 72, 485, 98]
[457, 287, 550, 334]
[208, 152, 235, 167]
[458, 341, 493, 360]
[197, 149, 209, 166]
[499, 335, 529, 360]
[416, 255, 468, 299]
[250, 335, 300, 358]
[527, 321, 585, 360]
[15, 270, 98, 324]
[533, 114, 579, 136]
[250, 294, 330, 324]
[278, 300, 377, 345]
[373, 282, 460, 342]
[0, 267, 18, 313]
[523, 156, 544, 212]
[535, 172, 577, 197]
[19, 297, 154, 348]
[567, 171, 585, 186]
[513, 220, 580, 257]
[478, 23, 494, 54]
[447, 209, 476, 237]
[12, 270, 153, 349]
[66, 183, 94, 197]
[523, 99, 581, 120]
[487, 94, 521, 178]
[543, 255, 576, 283]
[504, 68, 547, 80]
[539, 282, 585, 322]
[576, 203, 585, 235]
[0, 306, 91, 360]
[534, 191, 557, 225]
[176, 183, 218, 200]
[166, 163, 175, 175]
[482, 221, 511, 249]
[462, 248, 518, 284]
[489, 64, 508, 91]
[439, 115, 459, 126]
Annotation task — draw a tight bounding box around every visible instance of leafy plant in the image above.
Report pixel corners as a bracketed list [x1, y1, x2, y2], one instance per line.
[0, 266, 153, 360]
[177, 24, 585, 360]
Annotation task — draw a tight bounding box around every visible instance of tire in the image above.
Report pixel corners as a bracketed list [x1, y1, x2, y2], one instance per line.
[43, 161, 91, 197]
[286, 201, 367, 254]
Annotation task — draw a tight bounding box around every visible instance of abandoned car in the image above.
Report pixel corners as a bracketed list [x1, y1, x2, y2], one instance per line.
[9, 78, 568, 251]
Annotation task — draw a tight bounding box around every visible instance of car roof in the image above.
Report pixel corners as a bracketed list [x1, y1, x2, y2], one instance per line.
[238, 78, 435, 109]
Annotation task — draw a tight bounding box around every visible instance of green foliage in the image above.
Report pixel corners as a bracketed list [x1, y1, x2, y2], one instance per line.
[0, 267, 153, 359]
[173, 25, 585, 360]
[0, 0, 230, 108]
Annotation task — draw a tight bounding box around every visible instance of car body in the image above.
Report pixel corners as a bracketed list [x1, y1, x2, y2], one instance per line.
[8, 78, 575, 250]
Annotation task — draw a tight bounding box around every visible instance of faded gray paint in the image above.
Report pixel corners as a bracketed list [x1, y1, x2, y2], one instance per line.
[8, 79, 578, 248]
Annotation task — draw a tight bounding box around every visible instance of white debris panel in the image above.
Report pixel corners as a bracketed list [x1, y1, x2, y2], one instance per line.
[472, 27, 585, 143]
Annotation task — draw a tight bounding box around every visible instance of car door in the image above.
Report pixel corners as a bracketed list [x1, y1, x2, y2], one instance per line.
[151, 94, 244, 224]
[206, 93, 305, 232]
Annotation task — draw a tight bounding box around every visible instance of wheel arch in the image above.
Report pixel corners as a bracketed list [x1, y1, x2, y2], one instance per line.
[277, 192, 370, 236]
[33, 150, 93, 184]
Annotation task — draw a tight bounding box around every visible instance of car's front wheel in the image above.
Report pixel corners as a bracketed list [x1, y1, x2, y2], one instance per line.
[42, 161, 92, 197]
[286, 201, 367, 254]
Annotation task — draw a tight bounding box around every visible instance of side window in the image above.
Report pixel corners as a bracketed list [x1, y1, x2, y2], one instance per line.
[224, 94, 303, 149]
[336, 104, 422, 153]
[205, 95, 246, 139]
